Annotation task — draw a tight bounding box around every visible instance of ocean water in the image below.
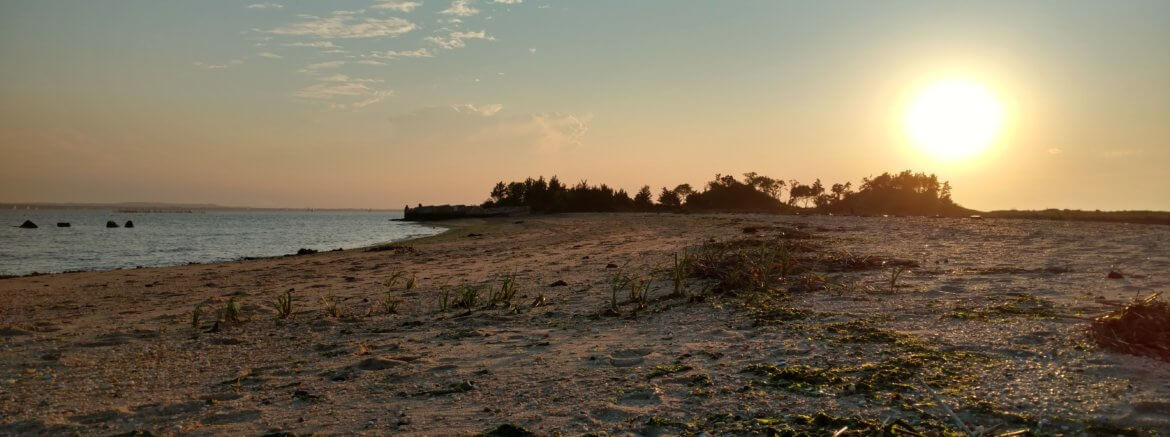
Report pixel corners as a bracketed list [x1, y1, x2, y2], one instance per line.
[0, 209, 444, 276]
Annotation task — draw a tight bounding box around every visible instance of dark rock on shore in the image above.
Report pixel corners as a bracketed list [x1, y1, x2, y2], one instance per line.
[18, 220, 37, 229]
[56, 222, 70, 228]
[106, 221, 119, 228]
[296, 248, 318, 255]
[1108, 271, 1125, 279]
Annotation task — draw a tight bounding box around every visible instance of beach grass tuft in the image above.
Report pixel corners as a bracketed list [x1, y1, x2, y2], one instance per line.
[272, 291, 294, 319]
[321, 295, 341, 318]
[218, 297, 243, 324]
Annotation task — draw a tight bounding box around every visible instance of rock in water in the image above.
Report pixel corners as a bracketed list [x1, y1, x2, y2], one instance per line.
[56, 222, 71, 227]
[106, 221, 119, 228]
[18, 220, 37, 229]
[124, 220, 134, 228]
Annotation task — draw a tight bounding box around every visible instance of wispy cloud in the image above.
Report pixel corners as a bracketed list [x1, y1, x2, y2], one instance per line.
[301, 60, 346, 71]
[285, 41, 341, 48]
[452, 103, 503, 116]
[364, 48, 433, 60]
[295, 75, 394, 111]
[193, 59, 245, 70]
[493, 0, 522, 4]
[268, 12, 415, 39]
[257, 51, 282, 59]
[426, 30, 494, 49]
[1047, 148, 1062, 155]
[373, 1, 422, 12]
[247, 2, 283, 9]
[441, 0, 479, 17]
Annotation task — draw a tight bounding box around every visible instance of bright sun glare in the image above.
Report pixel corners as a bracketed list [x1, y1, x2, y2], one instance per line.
[904, 78, 1005, 161]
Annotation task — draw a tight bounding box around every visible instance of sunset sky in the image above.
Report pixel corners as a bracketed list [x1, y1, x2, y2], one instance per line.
[1, 1, 1167, 210]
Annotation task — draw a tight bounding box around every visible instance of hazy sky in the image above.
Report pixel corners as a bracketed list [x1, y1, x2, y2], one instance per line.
[1, 1, 1167, 210]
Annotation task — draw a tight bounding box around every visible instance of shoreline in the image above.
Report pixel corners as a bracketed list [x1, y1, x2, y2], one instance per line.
[1, 213, 1167, 435]
[0, 222, 450, 279]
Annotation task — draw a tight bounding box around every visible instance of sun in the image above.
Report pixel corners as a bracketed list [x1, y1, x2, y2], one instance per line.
[904, 78, 1005, 160]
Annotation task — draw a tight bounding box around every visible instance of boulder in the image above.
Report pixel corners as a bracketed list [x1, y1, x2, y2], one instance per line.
[296, 248, 318, 255]
[106, 221, 119, 228]
[1107, 271, 1124, 279]
[56, 222, 70, 228]
[18, 220, 37, 229]
[124, 220, 134, 228]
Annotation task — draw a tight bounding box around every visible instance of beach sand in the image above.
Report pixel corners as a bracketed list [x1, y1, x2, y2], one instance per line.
[1, 213, 1168, 435]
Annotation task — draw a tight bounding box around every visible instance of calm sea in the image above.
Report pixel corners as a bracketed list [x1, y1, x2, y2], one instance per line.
[0, 209, 444, 276]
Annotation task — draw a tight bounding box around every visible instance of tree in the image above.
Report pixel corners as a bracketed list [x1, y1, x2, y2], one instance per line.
[657, 187, 681, 207]
[633, 185, 654, 210]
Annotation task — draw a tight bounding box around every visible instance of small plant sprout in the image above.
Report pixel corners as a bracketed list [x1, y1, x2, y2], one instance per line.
[380, 297, 400, 315]
[531, 292, 548, 308]
[608, 268, 632, 315]
[889, 265, 909, 291]
[385, 271, 405, 289]
[404, 275, 416, 291]
[438, 287, 452, 312]
[669, 252, 691, 298]
[629, 277, 650, 311]
[458, 285, 481, 310]
[191, 304, 204, 330]
[218, 297, 243, 324]
[321, 295, 341, 318]
[272, 291, 293, 319]
[489, 275, 519, 309]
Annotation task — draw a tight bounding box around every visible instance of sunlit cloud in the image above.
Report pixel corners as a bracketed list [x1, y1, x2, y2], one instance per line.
[373, 1, 422, 12]
[364, 48, 433, 60]
[493, 0, 522, 4]
[426, 30, 494, 49]
[247, 2, 283, 9]
[257, 51, 282, 59]
[300, 60, 346, 72]
[267, 12, 415, 39]
[295, 75, 394, 111]
[441, 0, 479, 17]
[452, 103, 504, 116]
[193, 59, 245, 70]
[285, 41, 341, 48]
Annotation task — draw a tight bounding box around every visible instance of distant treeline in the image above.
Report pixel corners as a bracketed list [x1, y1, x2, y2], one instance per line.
[985, 209, 1170, 226]
[482, 170, 973, 217]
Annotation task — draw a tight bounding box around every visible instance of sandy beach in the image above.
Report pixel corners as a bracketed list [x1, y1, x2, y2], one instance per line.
[2, 213, 1168, 435]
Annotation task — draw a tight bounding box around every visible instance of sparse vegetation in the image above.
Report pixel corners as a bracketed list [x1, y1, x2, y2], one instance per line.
[191, 304, 204, 329]
[888, 264, 908, 292]
[218, 297, 243, 324]
[668, 252, 691, 298]
[487, 275, 518, 309]
[646, 363, 693, 379]
[321, 295, 341, 318]
[272, 291, 293, 319]
[438, 287, 452, 312]
[457, 285, 482, 310]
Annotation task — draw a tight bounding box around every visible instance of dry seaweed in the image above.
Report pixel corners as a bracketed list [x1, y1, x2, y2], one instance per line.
[1090, 293, 1170, 362]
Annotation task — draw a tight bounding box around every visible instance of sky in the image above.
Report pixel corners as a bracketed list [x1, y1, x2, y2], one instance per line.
[1, 1, 1167, 211]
